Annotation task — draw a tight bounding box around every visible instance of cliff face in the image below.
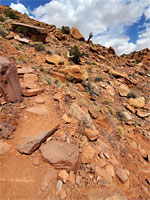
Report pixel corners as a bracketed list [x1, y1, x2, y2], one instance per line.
[0, 5, 150, 200]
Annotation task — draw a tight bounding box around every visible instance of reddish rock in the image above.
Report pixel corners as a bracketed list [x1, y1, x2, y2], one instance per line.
[70, 27, 85, 41]
[0, 56, 23, 103]
[58, 170, 69, 183]
[115, 168, 128, 183]
[54, 31, 66, 41]
[81, 144, 96, 163]
[0, 141, 11, 156]
[17, 123, 59, 154]
[40, 141, 79, 171]
[84, 128, 99, 141]
[23, 88, 44, 97]
[108, 46, 116, 54]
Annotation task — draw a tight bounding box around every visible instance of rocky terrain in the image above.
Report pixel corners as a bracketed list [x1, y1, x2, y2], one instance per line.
[0, 5, 150, 200]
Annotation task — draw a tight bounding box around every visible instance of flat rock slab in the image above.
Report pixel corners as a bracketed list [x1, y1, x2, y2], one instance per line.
[26, 106, 48, 115]
[17, 122, 59, 155]
[23, 88, 44, 97]
[40, 141, 79, 171]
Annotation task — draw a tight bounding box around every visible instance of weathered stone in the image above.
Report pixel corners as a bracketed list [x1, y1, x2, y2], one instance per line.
[58, 170, 69, 183]
[70, 27, 84, 41]
[69, 171, 75, 184]
[23, 88, 44, 97]
[123, 111, 132, 121]
[81, 144, 96, 163]
[88, 108, 99, 119]
[14, 35, 29, 43]
[119, 84, 130, 97]
[84, 128, 99, 141]
[136, 110, 150, 118]
[12, 22, 48, 43]
[0, 141, 11, 156]
[106, 165, 115, 177]
[50, 71, 66, 82]
[54, 31, 66, 40]
[109, 69, 128, 79]
[95, 166, 112, 184]
[60, 65, 88, 82]
[108, 46, 116, 54]
[106, 85, 115, 96]
[129, 97, 145, 108]
[0, 56, 23, 103]
[17, 123, 59, 154]
[46, 54, 64, 65]
[115, 168, 128, 183]
[40, 141, 79, 171]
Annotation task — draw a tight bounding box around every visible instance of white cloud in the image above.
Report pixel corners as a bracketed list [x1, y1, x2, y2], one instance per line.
[10, 0, 150, 55]
[10, 3, 29, 15]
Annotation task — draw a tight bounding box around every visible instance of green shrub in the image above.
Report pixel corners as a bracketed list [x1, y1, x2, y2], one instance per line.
[45, 76, 51, 85]
[0, 15, 5, 22]
[69, 45, 85, 64]
[32, 42, 46, 52]
[116, 111, 125, 122]
[127, 92, 137, 99]
[61, 26, 70, 34]
[136, 59, 141, 64]
[3, 8, 20, 20]
[94, 76, 103, 82]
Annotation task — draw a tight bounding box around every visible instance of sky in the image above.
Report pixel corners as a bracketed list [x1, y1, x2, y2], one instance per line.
[1, 0, 150, 55]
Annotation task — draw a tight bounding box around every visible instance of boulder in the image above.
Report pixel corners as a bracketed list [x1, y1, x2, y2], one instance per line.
[0, 56, 23, 103]
[129, 97, 145, 108]
[46, 54, 65, 65]
[136, 110, 150, 118]
[12, 22, 48, 43]
[119, 84, 130, 97]
[81, 144, 96, 163]
[40, 141, 79, 171]
[84, 128, 99, 141]
[17, 123, 59, 154]
[70, 27, 84, 41]
[23, 88, 44, 97]
[115, 168, 128, 183]
[60, 65, 88, 82]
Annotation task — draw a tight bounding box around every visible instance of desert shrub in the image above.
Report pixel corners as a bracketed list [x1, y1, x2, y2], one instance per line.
[136, 59, 141, 64]
[0, 28, 8, 37]
[3, 8, 20, 20]
[116, 111, 125, 122]
[46, 50, 52, 55]
[61, 26, 70, 34]
[45, 76, 51, 85]
[32, 42, 46, 52]
[69, 45, 85, 64]
[94, 76, 103, 82]
[127, 92, 137, 99]
[0, 15, 5, 22]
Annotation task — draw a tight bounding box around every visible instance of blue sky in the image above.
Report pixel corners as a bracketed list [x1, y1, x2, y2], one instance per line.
[1, 0, 150, 55]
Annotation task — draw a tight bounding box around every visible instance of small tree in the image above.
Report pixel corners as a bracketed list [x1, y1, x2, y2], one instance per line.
[61, 26, 70, 34]
[87, 32, 93, 43]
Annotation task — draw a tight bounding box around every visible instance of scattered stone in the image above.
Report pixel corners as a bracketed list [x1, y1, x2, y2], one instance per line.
[88, 108, 99, 119]
[60, 65, 88, 82]
[123, 111, 132, 121]
[0, 56, 23, 102]
[94, 166, 112, 184]
[103, 152, 110, 159]
[136, 110, 150, 118]
[62, 114, 72, 124]
[109, 69, 128, 79]
[14, 35, 29, 43]
[119, 84, 130, 97]
[115, 168, 128, 183]
[32, 157, 40, 166]
[97, 158, 107, 168]
[70, 27, 84, 40]
[50, 71, 66, 82]
[40, 141, 79, 171]
[12, 22, 48, 43]
[81, 144, 96, 163]
[23, 88, 44, 97]
[17, 123, 59, 154]
[75, 176, 80, 185]
[130, 141, 138, 150]
[129, 97, 145, 108]
[0, 141, 11, 156]
[35, 96, 46, 104]
[124, 104, 136, 113]
[17, 67, 34, 75]
[69, 170, 75, 184]
[106, 85, 115, 96]
[57, 180, 63, 192]
[106, 165, 115, 177]
[84, 128, 99, 141]
[58, 170, 69, 183]
[59, 189, 67, 200]
[46, 54, 64, 65]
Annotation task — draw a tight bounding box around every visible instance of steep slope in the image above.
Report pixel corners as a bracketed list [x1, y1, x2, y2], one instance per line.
[0, 5, 150, 200]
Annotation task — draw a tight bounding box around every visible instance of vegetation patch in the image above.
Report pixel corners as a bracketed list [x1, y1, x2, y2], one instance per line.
[127, 92, 137, 99]
[3, 8, 20, 20]
[61, 26, 70, 34]
[69, 45, 85, 64]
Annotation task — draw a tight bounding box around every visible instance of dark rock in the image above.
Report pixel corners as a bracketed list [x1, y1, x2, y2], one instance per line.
[0, 56, 23, 103]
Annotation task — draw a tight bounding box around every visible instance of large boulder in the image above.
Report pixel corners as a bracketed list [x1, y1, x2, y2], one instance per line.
[12, 22, 48, 43]
[60, 65, 88, 82]
[0, 56, 23, 103]
[40, 141, 79, 171]
[70, 27, 84, 41]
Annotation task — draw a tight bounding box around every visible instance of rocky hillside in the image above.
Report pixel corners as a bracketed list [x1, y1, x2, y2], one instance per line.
[0, 5, 150, 200]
